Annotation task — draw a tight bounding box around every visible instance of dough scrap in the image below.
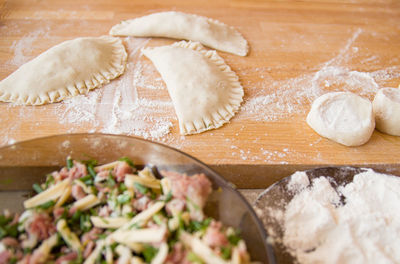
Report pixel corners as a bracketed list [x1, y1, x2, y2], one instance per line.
[373, 87, 400, 136]
[110, 11, 248, 56]
[306, 92, 375, 146]
[0, 36, 127, 105]
[142, 41, 244, 135]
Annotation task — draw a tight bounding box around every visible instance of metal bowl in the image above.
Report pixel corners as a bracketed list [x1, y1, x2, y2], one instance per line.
[0, 133, 276, 264]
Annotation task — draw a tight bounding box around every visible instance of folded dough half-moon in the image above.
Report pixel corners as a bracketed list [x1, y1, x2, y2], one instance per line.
[0, 36, 127, 105]
[110, 11, 248, 56]
[142, 41, 244, 135]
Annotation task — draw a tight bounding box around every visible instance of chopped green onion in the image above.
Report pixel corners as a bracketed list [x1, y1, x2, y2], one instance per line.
[0, 223, 18, 239]
[71, 210, 82, 222]
[44, 174, 55, 189]
[142, 245, 158, 262]
[110, 242, 118, 252]
[98, 233, 108, 240]
[118, 183, 127, 193]
[125, 212, 136, 218]
[187, 218, 212, 233]
[38, 200, 55, 209]
[80, 214, 92, 232]
[32, 183, 43, 193]
[107, 173, 116, 187]
[88, 164, 96, 178]
[162, 191, 173, 202]
[221, 246, 232, 260]
[117, 194, 131, 205]
[118, 157, 135, 168]
[0, 215, 10, 226]
[66, 157, 74, 170]
[128, 222, 140, 230]
[134, 182, 148, 194]
[0, 226, 6, 239]
[23, 247, 32, 254]
[80, 175, 94, 186]
[228, 231, 241, 246]
[152, 214, 163, 225]
[186, 251, 205, 263]
[80, 175, 92, 182]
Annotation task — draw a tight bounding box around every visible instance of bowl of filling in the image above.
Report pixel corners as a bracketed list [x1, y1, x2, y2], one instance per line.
[0, 133, 275, 264]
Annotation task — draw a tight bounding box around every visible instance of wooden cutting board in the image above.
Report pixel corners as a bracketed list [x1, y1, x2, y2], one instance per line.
[1, 0, 400, 187]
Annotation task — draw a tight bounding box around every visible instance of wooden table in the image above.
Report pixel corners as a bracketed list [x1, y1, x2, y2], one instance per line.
[1, 0, 400, 189]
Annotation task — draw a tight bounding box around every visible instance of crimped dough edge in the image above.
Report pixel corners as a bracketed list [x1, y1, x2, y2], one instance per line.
[0, 36, 127, 105]
[144, 41, 244, 135]
[110, 11, 249, 56]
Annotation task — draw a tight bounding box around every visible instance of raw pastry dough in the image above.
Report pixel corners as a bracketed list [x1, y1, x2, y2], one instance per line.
[0, 36, 127, 105]
[142, 41, 244, 135]
[373, 87, 400, 136]
[110, 11, 248, 56]
[306, 92, 375, 146]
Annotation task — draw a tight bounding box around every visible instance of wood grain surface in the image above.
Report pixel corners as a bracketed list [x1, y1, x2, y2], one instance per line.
[1, 0, 400, 187]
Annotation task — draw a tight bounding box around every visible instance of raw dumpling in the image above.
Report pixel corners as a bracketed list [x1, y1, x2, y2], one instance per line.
[110, 11, 248, 56]
[373, 87, 400, 136]
[0, 36, 127, 105]
[142, 41, 244, 135]
[306, 92, 375, 146]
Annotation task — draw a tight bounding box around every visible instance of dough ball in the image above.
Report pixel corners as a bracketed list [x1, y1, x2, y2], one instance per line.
[306, 92, 375, 146]
[373, 87, 400, 136]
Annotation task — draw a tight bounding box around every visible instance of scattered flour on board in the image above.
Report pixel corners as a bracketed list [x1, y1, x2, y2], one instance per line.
[6, 27, 51, 68]
[238, 28, 400, 122]
[54, 38, 175, 140]
[273, 169, 400, 264]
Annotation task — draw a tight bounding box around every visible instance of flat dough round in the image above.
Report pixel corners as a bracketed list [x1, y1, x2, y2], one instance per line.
[306, 92, 375, 146]
[373, 87, 400, 136]
[0, 36, 127, 105]
[110, 11, 248, 56]
[142, 41, 244, 135]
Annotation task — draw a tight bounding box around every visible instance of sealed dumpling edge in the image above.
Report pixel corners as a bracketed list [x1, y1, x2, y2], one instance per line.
[110, 11, 249, 56]
[142, 41, 244, 135]
[0, 36, 127, 105]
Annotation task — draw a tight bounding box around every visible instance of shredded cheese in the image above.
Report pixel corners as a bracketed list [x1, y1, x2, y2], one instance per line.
[84, 240, 105, 264]
[71, 194, 100, 211]
[56, 219, 82, 252]
[55, 185, 72, 208]
[180, 231, 230, 264]
[151, 242, 168, 264]
[91, 216, 130, 229]
[125, 174, 161, 189]
[113, 226, 167, 244]
[24, 179, 69, 209]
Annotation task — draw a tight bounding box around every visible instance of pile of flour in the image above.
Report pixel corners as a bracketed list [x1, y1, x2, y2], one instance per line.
[282, 169, 400, 264]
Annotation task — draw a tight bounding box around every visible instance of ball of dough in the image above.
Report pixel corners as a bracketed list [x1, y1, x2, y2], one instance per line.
[306, 92, 375, 146]
[373, 87, 400, 136]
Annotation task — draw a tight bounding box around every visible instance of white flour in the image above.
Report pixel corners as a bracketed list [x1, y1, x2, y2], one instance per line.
[283, 170, 400, 264]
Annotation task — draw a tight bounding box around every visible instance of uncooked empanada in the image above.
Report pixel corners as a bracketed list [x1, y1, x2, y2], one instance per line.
[110, 11, 248, 56]
[0, 36, 127, 105]
[142, 41, 244, 135]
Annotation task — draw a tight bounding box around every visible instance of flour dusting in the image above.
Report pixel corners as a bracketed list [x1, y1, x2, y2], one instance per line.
[8, 27, 51, 67]
[54, 38, 174, 140]
[239, 28, 400, 122]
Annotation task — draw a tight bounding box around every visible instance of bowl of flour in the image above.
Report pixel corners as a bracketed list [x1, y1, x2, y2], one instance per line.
[254, 167, 400, 264]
